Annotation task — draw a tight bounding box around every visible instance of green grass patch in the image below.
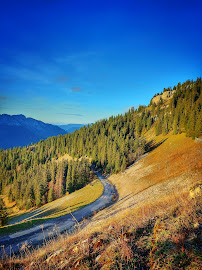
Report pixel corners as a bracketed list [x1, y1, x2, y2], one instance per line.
[0, 179, 103, 236]
[0, 219, 48, 236]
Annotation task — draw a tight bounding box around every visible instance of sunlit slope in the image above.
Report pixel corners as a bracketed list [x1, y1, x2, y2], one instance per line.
[109, 132, 201, 201]
[7, 132, 201, 270]
[0, 179, 103, 235]
[1, 132, 201, 269]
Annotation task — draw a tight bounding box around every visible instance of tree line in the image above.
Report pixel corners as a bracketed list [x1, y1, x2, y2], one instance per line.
[0, 158, 90, 210]
[153, 78, 201, 137]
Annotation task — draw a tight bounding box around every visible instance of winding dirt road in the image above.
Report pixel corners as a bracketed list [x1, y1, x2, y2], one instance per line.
[0, 172, 116, 256]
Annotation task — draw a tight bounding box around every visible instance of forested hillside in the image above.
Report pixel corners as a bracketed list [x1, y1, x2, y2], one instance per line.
[0, 78, 201, 210]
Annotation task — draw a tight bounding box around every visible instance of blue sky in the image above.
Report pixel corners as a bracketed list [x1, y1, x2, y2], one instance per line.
[0, 0, 201, 124]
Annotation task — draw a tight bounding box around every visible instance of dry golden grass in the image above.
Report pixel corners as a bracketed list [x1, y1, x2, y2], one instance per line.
[54, 154, 91, 163]
[1, 188, 201, 270]
[109, 132, 201, 200]
[56, 153, 75, 162]
[0, 196, 19, 217]
[1, 131, 201, 269]
[91, 131, 201, 228]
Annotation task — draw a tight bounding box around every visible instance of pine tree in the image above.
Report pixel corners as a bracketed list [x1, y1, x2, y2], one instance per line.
[115, 152, 121, 173]
[66, 163, 72, 193]
[121, 156, 127, 172]
[194, 112, 202, 138]
[0, 198, 7, 226]
[48, 187, 54, 203]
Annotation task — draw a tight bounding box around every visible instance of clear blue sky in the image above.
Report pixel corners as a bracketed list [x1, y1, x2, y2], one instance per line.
[0, 0, 201, 124]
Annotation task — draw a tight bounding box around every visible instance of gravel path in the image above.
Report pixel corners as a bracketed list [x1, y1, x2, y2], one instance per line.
[0, 172, 115, 256]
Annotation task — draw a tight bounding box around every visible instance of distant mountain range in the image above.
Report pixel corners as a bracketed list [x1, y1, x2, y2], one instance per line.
[58, 124, 85, 133]
[0, 114, 66, 149]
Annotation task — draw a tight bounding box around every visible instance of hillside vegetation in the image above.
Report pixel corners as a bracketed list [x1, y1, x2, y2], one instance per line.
[2, 131, 201, 269]
[0, 78, 201, 269]
[109, 132, 201, 200]
[0, 78, 201, 211]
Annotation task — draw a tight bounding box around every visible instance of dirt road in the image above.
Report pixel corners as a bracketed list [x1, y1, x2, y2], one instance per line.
[0, 172, 116, 256]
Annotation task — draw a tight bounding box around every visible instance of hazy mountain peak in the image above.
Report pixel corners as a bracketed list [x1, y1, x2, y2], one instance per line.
[0, 114, 66, 149]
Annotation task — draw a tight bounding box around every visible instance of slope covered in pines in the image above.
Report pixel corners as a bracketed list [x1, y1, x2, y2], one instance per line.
[0, 78, 201, 211]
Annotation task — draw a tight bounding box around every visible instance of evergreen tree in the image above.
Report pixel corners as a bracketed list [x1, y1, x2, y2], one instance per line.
[0, 198, 8, 226]
[48, 187, 54, 203]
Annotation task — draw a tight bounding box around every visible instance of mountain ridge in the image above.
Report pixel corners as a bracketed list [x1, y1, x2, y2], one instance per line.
[58, 123, 86, 133]
[0, 114, 66, 149]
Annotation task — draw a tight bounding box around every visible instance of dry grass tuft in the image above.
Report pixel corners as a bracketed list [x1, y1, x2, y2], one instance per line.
[1, 191, 201, 270]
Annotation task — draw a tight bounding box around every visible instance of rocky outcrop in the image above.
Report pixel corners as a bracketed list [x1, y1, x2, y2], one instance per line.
[152, 90, 176, 105]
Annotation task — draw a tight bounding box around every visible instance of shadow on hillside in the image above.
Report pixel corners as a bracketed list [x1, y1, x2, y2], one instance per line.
[145, 138, 168, 153]
[9, 201, 86, 225]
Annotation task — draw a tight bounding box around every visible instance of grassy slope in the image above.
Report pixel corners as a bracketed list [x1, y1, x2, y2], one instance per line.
[93, 131, 201, 218]
[111, 132, 201, 198]
[1, 132, 201, 269]
[0, 178, 103, 236]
